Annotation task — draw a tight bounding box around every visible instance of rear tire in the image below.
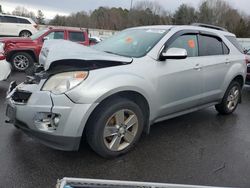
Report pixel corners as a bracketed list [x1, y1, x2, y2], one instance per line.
[19, 30, 32, 37]
[86, 97, 144, 158]
[215, 81, 241, 115]
[10, 52, 34, 72]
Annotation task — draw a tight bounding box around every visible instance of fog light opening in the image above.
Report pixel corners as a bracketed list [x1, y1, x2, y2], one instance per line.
[34, 113, 60, 133]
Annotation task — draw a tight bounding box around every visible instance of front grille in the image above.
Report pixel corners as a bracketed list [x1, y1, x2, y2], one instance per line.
[11, 90, 32, 104]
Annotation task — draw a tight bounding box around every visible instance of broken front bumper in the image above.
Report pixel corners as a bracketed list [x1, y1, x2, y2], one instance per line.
[6, 82, 96, 151]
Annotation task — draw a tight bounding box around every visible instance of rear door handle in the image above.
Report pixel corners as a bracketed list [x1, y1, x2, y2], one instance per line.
[194, 64, 202, 71]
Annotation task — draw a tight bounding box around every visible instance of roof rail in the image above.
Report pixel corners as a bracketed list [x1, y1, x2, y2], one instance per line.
[191, 23, 228, 32]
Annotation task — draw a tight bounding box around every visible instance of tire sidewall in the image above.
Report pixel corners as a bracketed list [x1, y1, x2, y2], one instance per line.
[87, 98, 144, 158]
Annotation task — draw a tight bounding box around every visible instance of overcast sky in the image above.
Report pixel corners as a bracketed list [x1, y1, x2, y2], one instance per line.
[0, 0, 249, 19]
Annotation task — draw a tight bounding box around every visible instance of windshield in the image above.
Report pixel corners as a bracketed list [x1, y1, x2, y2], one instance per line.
[93, 29, 168, 58]
[30, 29, 49, 40]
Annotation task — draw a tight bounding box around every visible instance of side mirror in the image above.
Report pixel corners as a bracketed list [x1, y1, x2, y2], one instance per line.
[43, 37, 49, 42]
[161, 48, 187, 60]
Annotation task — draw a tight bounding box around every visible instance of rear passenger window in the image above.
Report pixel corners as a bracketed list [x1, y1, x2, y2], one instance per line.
[168, 34, 198, 57]
[199, 35, 224, 56]
[69, 32, 85, 42]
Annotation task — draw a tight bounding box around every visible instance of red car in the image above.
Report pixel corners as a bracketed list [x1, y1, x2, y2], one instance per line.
[0, 27, 90, 71]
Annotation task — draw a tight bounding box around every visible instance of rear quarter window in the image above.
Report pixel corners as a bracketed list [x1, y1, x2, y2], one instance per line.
[18, 18, 31, 24]
[226, 36, 244, 53]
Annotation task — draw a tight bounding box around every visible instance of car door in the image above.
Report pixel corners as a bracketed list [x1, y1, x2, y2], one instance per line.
[156, 32, 204, 117]
[197, 33, 230, 103]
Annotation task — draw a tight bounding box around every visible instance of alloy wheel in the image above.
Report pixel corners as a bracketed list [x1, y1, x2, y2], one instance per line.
[103, 109, 139, 151]
[13, 55, 29, 71]
[226, 86, 240, 111]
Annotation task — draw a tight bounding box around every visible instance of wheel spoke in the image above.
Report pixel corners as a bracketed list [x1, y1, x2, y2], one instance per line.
[234, 90, 239, 98]
[125, 115, 137, 129]
[124, 131, 135, 143]
[115, 110, 125, 125]
[228, 101, 233, 109]
[110, 136, 122, 150]
[104, 126, 118, 137]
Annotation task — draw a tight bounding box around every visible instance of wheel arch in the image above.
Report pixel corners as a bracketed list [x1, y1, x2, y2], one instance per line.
[82, 90, 151, 140]
[232, 75, 244, 88]
[7, 50, 37, 62]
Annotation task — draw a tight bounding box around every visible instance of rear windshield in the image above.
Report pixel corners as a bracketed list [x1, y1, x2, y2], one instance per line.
[226, 36, 244, 53]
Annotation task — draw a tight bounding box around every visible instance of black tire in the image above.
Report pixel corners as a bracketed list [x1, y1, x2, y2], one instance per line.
[10, 52, 34, 72]
[215, 81, 242, 115]
[19, 30, 32, 37]
[86, 97, 144, 158]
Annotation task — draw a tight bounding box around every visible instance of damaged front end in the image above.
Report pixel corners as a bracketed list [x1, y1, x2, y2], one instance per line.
[27, 39, 133, 82]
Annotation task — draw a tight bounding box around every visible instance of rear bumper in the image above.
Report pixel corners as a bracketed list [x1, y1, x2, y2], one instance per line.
[14, 119, 81, 151]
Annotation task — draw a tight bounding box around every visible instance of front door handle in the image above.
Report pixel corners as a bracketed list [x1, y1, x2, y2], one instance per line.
[194, 64, 202, 71]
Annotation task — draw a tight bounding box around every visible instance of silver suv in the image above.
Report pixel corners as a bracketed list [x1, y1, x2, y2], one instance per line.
[6, 24, 247, 158]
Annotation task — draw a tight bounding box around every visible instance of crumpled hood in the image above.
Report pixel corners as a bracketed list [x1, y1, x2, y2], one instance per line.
[39, 40, 133, 71]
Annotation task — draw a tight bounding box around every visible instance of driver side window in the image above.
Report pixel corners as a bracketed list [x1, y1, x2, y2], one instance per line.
[168, 34, 198, 57]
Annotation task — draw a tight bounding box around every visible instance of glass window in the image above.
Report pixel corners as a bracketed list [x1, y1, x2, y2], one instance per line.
[222, 43, 230, 54]
[93, 29, 168, 58]
[69, 32, 85, 42]
[226, 36, 244, 54]
[18, 18, 31, 24]
[2, 16, 18, 23]
[46, 31, 64, 40]
[168, 34, 198, 57]
[30, 29, 49, 40]
[199, 35, 223, 56]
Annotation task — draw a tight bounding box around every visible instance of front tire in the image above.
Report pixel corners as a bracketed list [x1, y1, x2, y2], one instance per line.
[86, 97, 144, 158]
[215, 81, 241, 115]
[10, 52, 34, 72]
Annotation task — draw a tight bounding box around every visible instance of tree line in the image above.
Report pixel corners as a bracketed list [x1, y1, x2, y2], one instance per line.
[4, 0, 250, 37]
